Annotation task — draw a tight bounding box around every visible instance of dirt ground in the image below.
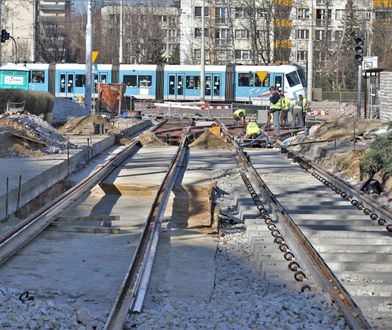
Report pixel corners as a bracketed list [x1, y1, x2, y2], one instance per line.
[190, 131, 233, 150]
[0, 131, 45, 157]
[288, 119, 391, 201]
[59, 115, 119, 135]
[139, 132, 167, 147]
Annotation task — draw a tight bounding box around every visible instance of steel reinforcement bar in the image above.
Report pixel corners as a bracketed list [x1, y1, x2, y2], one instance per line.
[216, 120, 371, 329]
[0, 120, 167, 267]
[104, 122, 192, 330]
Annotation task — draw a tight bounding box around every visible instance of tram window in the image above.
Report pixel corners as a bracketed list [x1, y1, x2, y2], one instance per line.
[123, 75, 137, 87]
[138, 75, 152, 87]
[101, 74, 107, 83]
[297, 68, 307, 87]
[238, 73, 253, 87]
[286, 71, 300, 87]
[255, 73, 270, 87]
[75, 75, 85, 87]
[31, 71, 45, 83]
[186, 75, 200, 89]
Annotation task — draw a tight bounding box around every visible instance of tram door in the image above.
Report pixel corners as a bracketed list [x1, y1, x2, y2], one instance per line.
[168, 74, 184, 100]
[273, 73, 284, 92]
[59, 73, 74, 96]
[205, 74, 221, 100]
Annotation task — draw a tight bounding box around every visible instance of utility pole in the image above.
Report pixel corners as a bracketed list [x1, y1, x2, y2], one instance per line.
[31, 0, 36, 62]
[307, 0, 314, 102]
[85, 0, 93, 115]
[200, 0, 205, 102]
[119, 0, 123, 63]
[0, 0, 2, 66]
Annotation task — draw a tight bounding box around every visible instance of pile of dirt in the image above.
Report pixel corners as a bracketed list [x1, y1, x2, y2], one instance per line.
[60, 115, 118, 135]
[139, 131, 167, 147]
[0, 112, 73, 154]
[0, 131, 46, 157]
[189, 130, 233, 150]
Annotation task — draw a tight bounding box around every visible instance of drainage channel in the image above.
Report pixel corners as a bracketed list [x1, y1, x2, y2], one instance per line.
[0, 121, 191, 329]
[216, 120, 389, 329]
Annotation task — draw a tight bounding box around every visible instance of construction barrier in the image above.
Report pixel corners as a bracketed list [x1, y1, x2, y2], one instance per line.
[142, 102, 233, 118]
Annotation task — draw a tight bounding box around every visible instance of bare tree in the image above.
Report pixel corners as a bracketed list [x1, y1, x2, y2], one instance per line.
[372, 2, 392, 70]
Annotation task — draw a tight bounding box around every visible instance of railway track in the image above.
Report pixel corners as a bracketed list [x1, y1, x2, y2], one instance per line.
[0, 120, 191, 329]
[217, 120, 392, 329]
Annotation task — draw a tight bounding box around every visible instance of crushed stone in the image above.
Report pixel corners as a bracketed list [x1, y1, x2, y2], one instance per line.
[129, 168, 347, 329]
[52, 98, 89, 126]
[189, 130, 233, 150]
[0, 287, 106, 329]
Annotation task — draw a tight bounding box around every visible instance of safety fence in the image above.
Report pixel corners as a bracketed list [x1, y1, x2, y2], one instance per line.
[141, 102, 234, 118]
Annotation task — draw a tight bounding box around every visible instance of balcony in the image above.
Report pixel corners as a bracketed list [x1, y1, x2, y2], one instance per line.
[40, 3, 66, 14]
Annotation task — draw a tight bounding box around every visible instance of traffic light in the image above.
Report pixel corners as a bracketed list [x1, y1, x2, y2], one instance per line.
[354, 36, 364, 65]
[1, 29, 10, 43]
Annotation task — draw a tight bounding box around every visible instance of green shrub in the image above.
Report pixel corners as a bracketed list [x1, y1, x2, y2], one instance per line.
[360, 132, 392, 179]
[0, 90, 53, 116]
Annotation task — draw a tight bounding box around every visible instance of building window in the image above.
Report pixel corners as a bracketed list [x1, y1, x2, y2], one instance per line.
[335, 9, 345, 20]
[297, 50, 308, 62]
[216, 7, 227, 23]
[195, 6, 209, 17]
[335, 30, 342, 41]
[235, 8, 248, 18]
[297, 8, 310, 19]
[235, 30, 249, 39]
[235, 50, 251, 61]
[296, 29, 309, 40]
[194, 28, 207, 38]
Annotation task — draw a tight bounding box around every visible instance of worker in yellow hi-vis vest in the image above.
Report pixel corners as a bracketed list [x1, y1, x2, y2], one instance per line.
[245, 121, 260, 139]
[279, 90, 291, 127]
[232, 108, 247, 125]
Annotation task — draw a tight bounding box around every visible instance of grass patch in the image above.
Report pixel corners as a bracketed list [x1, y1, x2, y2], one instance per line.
[0, 90, 53, 116]
[360, 132, 392, 179]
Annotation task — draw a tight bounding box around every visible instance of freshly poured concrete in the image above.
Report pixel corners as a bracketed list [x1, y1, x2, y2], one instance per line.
[246, 149, 392, 327]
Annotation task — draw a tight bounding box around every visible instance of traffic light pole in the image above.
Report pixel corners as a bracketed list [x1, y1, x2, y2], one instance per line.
[9, 36, 17, 63]
[357, 64, 362, 118]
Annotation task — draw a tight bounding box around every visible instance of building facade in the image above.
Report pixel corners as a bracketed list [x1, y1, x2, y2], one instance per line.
[100, 5, 180, 64]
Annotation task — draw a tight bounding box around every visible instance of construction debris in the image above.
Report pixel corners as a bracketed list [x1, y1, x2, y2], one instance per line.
[139, 131, 167, 147]
[0, 112, 74, 157]
[189, 130, 233, 150]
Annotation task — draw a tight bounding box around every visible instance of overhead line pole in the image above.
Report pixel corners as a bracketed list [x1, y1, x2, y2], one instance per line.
[307, 0, 314, 102]
[200, 0, 205, 102]
[119, 0, 123, 63]
[85, 0, 93, 115]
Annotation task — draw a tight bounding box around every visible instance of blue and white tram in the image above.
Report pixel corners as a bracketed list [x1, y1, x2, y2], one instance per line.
[0, 62, 307, 104]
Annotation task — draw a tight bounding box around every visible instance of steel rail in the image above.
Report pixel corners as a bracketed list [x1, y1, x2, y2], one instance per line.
[104, 122, 192, 330]
[216, 119, 371, 330]
[0, 120, 167, 267]
[280, 145, 392, 227]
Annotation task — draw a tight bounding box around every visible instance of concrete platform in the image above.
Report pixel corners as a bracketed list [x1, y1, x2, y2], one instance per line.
[0, 121, 151, 222]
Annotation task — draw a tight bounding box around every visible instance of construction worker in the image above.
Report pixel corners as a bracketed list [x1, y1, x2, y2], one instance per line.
[279, 90, 291, 127]
[292, 94, 307, 128]
[269, 87, 283, 136]
[245, 120, 260, 139]
[232, 108, 247, 125]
